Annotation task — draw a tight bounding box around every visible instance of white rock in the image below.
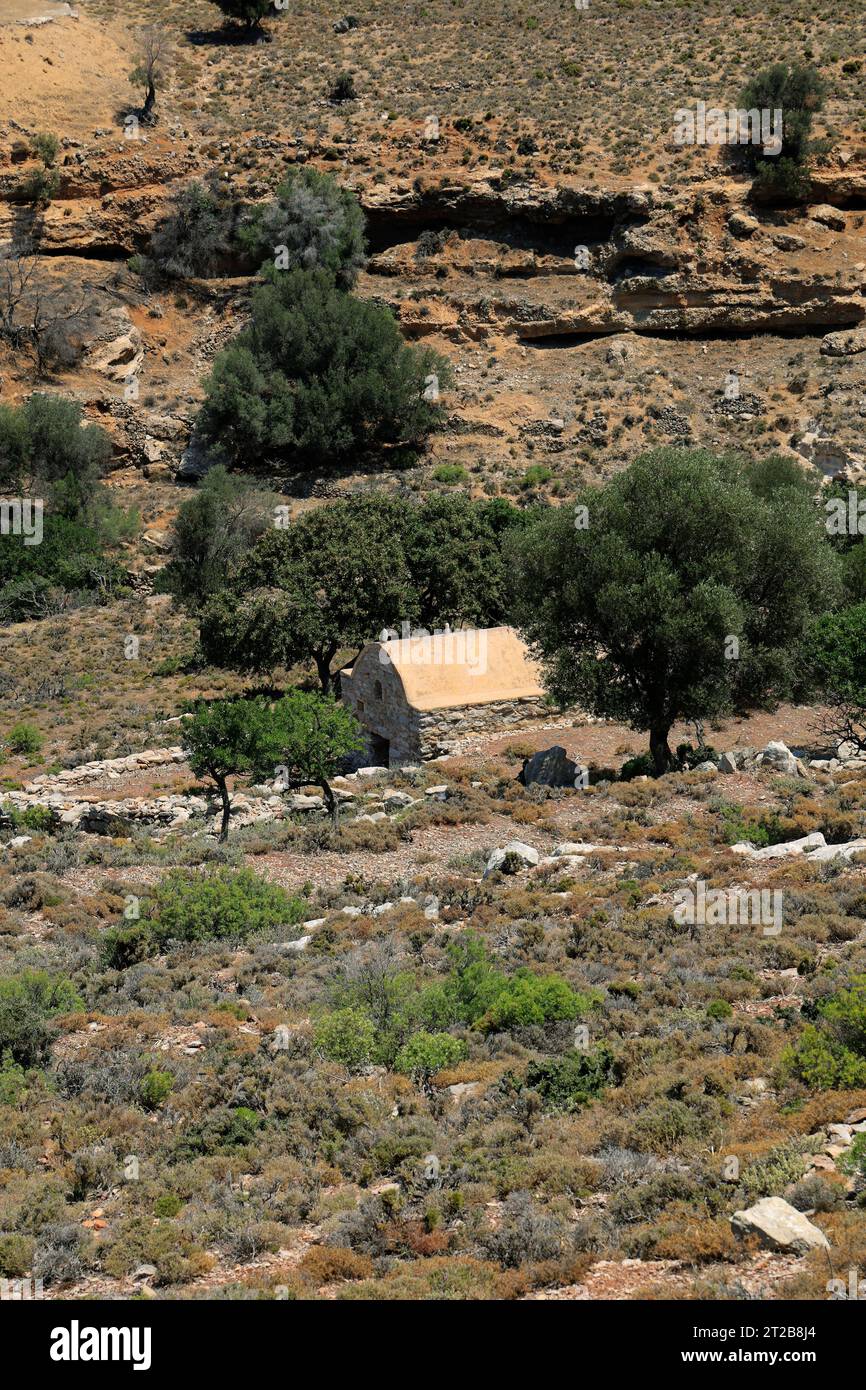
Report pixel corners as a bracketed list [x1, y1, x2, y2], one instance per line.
[484, 841, 540, 876]
[731, 1197, 829, 1253]
[806, 838, 866, 863]
[732, 832, 826, 860]
[281, 935, 312, 953]
[756, 740, 800, 776]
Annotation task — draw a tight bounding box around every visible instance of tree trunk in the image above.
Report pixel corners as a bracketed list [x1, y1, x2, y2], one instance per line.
[314, 652, 332, 695]
[217, 776, 231, 842]
[142, 80, 156, 124]
[649, 723, 673, 776]
[320, 780, 338, 825]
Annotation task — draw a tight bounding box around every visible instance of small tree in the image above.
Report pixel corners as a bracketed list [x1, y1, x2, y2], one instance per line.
[211, 0, 274, 30]
[509, 448, 842, 774]
[198, 494, 417, 691]
[261, 690, 364, 822]
[237, 166, 367, 287]
[809, 603, 866, 754]
[738, 63, 827, 203]
[162, 465, 276, 611]
[196, 268, 450, 469]
[182, 696, 274, 840]
[130, 24, 174, 125]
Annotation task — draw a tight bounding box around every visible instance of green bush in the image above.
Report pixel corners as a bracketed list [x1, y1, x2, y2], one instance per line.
[521, 1045, 620, 1112]
[0, 971, 82, 1067]
[100, 921, 151, 971]
[394, 1032, 467, 1082]
[153, 1193, 183, 1219]
[237, 166, 366, 287]
[314, 1008, 376, 1070]
[476, 971, 591, 1034]
[784, 977, 866, 1089]
[0, 1233, 34, 1278]
[4, 723, 42, 757]
[139, 1069, 174, 1111]
[147, 867, 306, 947]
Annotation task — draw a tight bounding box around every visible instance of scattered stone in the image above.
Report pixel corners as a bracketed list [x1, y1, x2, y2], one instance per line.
[281, 935, 312, 953]
[728, 210, 759, 238]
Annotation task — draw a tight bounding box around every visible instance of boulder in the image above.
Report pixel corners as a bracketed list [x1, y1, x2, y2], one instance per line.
[731, 1197, 829, 1254]
[718, 751, 739, 773]
[728, 210, 760, 238]
[756, 740, 799, 775]
[821, 326, 866, 358]
[281, 935, 312, 954]
[518, 745, 580, 788]
[732, 831, 826, 860]
[809, 204, 846, 232]
[484, 841, 540, 876]
[383, 790, 415, 811]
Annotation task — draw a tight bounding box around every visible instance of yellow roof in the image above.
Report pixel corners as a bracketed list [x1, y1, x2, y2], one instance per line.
[369, 625, 545, 711]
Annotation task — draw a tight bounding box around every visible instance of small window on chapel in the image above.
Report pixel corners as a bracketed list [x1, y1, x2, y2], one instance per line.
[374, 680, 383, 701]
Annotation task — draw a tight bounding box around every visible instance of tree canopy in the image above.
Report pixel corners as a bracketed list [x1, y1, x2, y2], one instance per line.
[507, 447, 842, 772]
[197, 492, 527, 690]
[196, 269, 450, 470]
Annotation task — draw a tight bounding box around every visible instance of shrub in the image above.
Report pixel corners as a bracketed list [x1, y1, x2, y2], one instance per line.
[476, 971, 590, 1034]
[481, 1193, 565, 1268]
[146, 867, 306, 947]
[153, 1193, 183, 1219]
[521, 1046, 620, 1112]
[139, 1069, 174, 1111]
[330, 73, 358, 102]
[0, 1233, 34, 1278]
[0, 971, 82, 1067]
[314, 1009, 376, 1070]
[148, 179, 239, 279]
[100, 921, 151, 971]
[394, 1032, 468, 1083]
[299, 1246, 373, 1283]
[4, 723, 42, 757]
[784, 976, 866, 1089]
